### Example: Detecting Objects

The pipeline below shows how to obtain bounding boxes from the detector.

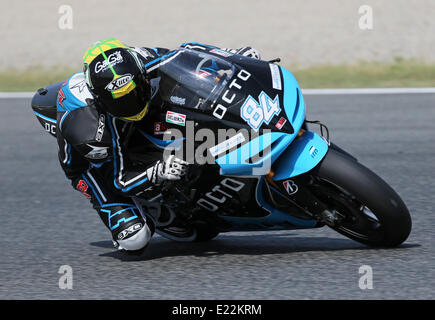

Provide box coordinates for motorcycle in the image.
[31,48,411,247]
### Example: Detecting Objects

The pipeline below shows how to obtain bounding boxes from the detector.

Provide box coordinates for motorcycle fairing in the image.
[154,50,329,179]
[272,130,329,180]
[217,176,318,231]
[214,66,315,176]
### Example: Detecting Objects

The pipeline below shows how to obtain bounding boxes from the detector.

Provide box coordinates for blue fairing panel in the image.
[215,66,307,176]
[216,132,293,176]
[272,130,329,181]
[219,177,318,230]
[280,67,305,131]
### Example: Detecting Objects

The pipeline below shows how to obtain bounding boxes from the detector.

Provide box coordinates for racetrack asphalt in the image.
[0,93,434,299]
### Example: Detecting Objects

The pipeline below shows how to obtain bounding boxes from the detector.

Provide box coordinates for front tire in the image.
[309,148,412,247]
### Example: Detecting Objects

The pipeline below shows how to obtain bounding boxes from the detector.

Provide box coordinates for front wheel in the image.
[308,148,412,247]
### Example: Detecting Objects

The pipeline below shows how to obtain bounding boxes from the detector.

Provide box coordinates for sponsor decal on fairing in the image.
[208,132,246,157]
[166,111,186,126]
[269,63,282,90]
[210,48,233,57]
[212,69,251,120]
[170,96,186,105]
[240,91,281,131]
[275,117,287,130]
[283,179,298,195]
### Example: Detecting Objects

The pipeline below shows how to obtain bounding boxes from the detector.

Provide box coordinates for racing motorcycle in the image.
[31,48,411,247]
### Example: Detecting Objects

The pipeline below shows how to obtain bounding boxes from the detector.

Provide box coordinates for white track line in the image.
[0,92,34,98]
[1,88,435,99]
[302,88,435,95]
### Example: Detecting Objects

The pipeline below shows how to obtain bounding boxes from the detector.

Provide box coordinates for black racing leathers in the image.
[56,46,170,248]
[56,42,260,248]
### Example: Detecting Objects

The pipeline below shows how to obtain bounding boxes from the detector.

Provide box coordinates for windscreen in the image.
[158,49,236,111]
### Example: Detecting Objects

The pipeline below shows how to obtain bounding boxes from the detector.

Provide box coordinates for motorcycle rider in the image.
[56,38,261,253]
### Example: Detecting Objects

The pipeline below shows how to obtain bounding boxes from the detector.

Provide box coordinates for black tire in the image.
[309,148,412,247]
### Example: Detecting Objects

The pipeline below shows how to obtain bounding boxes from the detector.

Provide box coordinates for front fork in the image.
[265,121,343,226]
[265,172,331,224]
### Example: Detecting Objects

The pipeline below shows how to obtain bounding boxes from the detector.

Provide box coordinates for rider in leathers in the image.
[56,38,261,253]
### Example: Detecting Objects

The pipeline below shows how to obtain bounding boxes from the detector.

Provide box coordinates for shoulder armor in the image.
[57,72,94,112]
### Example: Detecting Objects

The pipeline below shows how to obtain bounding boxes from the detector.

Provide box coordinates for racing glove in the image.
[236,47,261,59]
[221,46,262,60]
[146,155,189,185]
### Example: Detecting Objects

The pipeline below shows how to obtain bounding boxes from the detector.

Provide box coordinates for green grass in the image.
[0,66,79,92]
[1,60,435,91]
[292,59,435,88]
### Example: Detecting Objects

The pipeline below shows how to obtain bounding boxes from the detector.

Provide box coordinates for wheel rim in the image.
[310,178,386,243]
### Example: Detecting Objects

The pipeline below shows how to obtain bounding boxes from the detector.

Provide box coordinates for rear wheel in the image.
[308,149,412,247]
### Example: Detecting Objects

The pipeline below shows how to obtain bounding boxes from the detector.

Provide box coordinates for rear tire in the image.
[309,149,412,247]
